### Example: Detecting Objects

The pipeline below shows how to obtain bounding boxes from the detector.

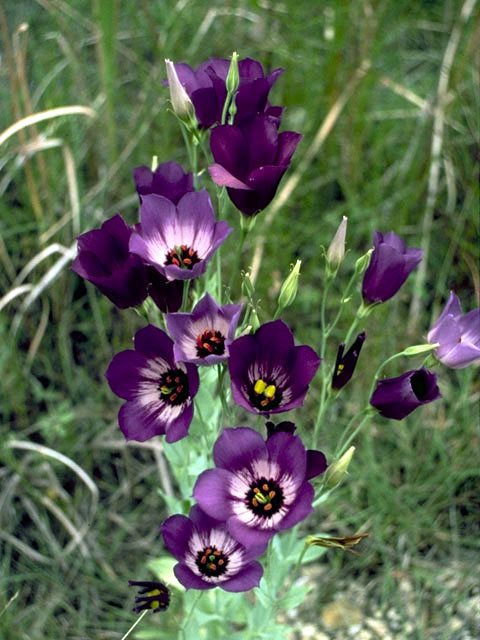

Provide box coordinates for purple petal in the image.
[428,315,461,351]
[242,115,278,170]
[118,400,166,441]
[161,514,195,561]
[306,450,328,480]
[174,564,214,590]
[220,561,263,592]
[213,427,268,471]
[210,125,248,179]
[105,350,149,400]
[165,403,194,443]
[188,504,224,532]
[277,481,314,530]
[134,325,174,361]
[193,468,234,520]
[276,131,302,165]
[266,432,306,486]
[208,164,251,190]
[191,88,220,129]
[226,516,275,547]
[458,309,480,346]
[437,342,480,369]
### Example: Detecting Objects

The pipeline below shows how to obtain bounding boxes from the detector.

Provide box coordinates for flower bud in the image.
[226,51,240,95]
[277,260,301,310]
[326,216,347,270]
[324,446,355,489]
[354,248,373,275]
[165,59,195,122]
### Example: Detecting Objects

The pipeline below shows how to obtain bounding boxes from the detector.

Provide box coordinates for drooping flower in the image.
[370,367,441,420]
[209,114,302,216]
[362,231,423,304]
[166,293,242,366]
[129,190,232,281]
[427,291,480,369]
[161,505,264,592]
[228,320,320,414]
[128,580,170,613]
[193,427,327,547]
[331,331,366,390]
[133,161,194,204]
[167,57,284,129]
[105,325,199,442]
[71,214,148,309]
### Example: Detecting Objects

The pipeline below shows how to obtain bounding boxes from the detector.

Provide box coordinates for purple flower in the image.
[228,320,320,415]
[427,292,480,369]
[209,114,302,216]
[370,367,441,420]
[128,580,170,613]
[193,427,327,547]
[362,231,424,304]
[161,505,264,592]
[170,57,284,129]
[129,190,232,281]
[332,332,366,390]
[105,325,199,443]
[132,161,194,204]
[147,268,183,313]
[166,293,242,366]
[71,214,148,309]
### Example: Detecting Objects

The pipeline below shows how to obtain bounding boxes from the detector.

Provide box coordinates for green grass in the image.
[1,0,479,638]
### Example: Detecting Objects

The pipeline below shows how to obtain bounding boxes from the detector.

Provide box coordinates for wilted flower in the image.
[71,215,148,309]
[161,505,264,592]
[129,190,232,281]
[228,320,320,414]
[128,580,170,613]
[427,291,480,369]
[165,59,195,122]
[332,332,366,390]
[193,427,327,546]
[105,325,199,442]
[209,114,302,216]
[133,161,194,204]
[166,57,284,129]
[166,293,242,366]
[362,231,423,304]
[370,367,441,420]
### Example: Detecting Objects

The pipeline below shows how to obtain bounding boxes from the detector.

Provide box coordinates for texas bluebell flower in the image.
[228,320,320,414]
[265,421,327,479]
[161,505,264,592]
[105,325,199,442]
[168,57,284,129]
[133,161,194,204]
[209,114,302,216]
[166,293,242,366]
[427,291,480,369]
[370,367,441,420]
[332,331,366,390]
[128,580,170,613]
[71,214,148,309]
[129,190,232,281]
[193,427,327,547]
[362,231,423,304]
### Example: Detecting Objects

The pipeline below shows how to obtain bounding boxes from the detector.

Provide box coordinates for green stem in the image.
[335,408,373,458]
[325,268,358,339]
[121,610,148,640]
[181,280,191,312]
[228,226,248,296]
[289,542,308,586]
[181,591,204,639]
[312,276,333,446]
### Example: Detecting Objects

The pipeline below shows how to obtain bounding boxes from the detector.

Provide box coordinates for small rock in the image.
[321,598,363,630]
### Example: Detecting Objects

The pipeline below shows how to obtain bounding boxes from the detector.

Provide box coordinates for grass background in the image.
[0,0,479,638]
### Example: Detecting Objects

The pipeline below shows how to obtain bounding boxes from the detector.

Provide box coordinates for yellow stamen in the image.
[150,600,160,609]
[147,589,161,596]
[264,385,276,399]
[254,379,267,394]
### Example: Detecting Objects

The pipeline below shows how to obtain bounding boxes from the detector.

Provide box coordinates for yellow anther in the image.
[254,379,267,394]
[264,385,276,399]
[150,600,160,609]
[147,589,161,596]
[337,364,345,371]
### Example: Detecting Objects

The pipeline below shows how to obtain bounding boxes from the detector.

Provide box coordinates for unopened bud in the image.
[355,248,373,275]
[241,271,255,300]
[226,52,240,95]
[250,307,260,332]
[165,59,195,122]
[327,216,347,270]
[278,260,301,310]
[324,446,355,489]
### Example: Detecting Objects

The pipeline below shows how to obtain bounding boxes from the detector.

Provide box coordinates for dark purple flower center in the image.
[159,368,189,405]
[196,329,226,357]
[410,370,429,400]
[165,245,200,269]
[196,545,229,577]
[245,477,284,518]
[249,378,282,410]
